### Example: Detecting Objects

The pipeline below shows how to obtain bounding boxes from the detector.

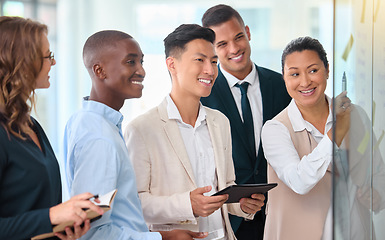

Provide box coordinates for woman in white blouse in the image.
[261,36,351,240]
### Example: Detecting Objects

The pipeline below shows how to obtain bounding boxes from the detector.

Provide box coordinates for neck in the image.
[169,91,200,127]
[89,88,123,111]
[296,96,329,134]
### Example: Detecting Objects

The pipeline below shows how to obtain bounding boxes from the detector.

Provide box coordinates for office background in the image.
[1,0,384,239]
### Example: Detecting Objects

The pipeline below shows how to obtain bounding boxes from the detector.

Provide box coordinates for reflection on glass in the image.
[334,0,385,239]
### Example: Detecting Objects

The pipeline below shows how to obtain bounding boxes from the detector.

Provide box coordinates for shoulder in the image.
[256,65,283,80]
[204,106,229,125]
[127,106,160,130]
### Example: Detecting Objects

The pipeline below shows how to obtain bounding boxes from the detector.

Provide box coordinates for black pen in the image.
[89,194,99,201]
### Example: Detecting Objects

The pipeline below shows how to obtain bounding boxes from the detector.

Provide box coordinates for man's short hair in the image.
[202,4,245,28]
[163,24,215,58]
[83,30,133,69]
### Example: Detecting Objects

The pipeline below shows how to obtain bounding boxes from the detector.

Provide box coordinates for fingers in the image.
[240,194,265,214]
[70,192,95,201]
[188,231,208,239]
[190,186,228,217]
[54,220,91,240]
[192,186,212,195]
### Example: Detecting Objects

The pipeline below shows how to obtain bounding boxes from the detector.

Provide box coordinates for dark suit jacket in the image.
[201,64,291,232]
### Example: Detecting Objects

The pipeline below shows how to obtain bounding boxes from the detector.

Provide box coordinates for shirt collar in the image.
[220,63,257,87]
[82,96,123,130]
[288,95,333,133]
[166,95,207,127]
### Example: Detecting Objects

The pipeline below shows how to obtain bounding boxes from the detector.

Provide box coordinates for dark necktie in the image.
[235,82,256,154]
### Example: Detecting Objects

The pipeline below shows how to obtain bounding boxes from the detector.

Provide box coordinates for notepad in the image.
[32,189,117,240]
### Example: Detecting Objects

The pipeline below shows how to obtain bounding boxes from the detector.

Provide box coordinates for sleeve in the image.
[69,139,161,240]
[0,208,54,240]
[124,123,196,225]
[0,131,55,240]
[261,120,333,195]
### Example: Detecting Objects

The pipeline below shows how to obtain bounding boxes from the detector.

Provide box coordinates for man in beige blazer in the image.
[124,24,265,240]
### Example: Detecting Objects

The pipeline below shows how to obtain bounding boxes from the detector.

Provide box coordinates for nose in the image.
[52,58,56,66]
[204,61,215,76]
[136,64,146,78]
[228,41,240,55]
[299,73,312,87]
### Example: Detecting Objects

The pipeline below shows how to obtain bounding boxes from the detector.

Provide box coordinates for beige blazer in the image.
[124,98,252,239]
[264,108,331,240]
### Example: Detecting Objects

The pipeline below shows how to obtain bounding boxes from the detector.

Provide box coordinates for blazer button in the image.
[255,170,259,175]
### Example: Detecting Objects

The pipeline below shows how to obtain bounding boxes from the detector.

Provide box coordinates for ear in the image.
[245,25,251,41]
[93,64,106,79]
[166,56,176,73]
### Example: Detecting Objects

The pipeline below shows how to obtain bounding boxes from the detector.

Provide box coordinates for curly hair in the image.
[0,16,48,139]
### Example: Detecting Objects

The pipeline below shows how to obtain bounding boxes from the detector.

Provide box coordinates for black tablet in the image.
[212,183,278,203]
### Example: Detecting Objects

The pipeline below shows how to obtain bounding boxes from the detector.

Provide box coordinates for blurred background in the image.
[1,0,384,239]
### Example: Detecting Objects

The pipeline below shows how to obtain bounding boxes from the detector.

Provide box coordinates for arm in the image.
[68,139,160,240]
[261,120,333,194]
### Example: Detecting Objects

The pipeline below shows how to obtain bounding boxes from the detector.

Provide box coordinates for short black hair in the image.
[202,4,244,28]
[163,24,215,58]
[83,30,133,69]
[281,36,329,73]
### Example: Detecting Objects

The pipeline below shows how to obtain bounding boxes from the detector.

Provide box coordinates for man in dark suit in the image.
[201,4,291,240]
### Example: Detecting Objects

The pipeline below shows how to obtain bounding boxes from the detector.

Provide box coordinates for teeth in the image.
[132,81,143,85]
[231,54,242,60]
[301,89,314,93]
[199,79,211,84]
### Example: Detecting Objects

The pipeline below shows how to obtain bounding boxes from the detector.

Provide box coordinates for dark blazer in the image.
[201,64,291,232]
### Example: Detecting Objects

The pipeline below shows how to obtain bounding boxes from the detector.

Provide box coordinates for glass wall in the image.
[333,0,385,239]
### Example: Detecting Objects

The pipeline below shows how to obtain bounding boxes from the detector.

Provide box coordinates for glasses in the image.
[43,51,55,64]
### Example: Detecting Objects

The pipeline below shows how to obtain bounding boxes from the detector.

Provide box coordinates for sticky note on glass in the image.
[361,0,366,23]
[357,130,370,154]
[342,34,354,61]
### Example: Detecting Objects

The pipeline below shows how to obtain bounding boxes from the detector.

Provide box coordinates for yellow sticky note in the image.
[374,130,384,150]
[342,34,354,61]
[357,130,370,154]
[361,0,367,23]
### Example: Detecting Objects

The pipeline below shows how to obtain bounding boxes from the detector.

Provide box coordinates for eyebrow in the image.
[126,53,144,58]
[195,53,218,59]
[287,63,319,70]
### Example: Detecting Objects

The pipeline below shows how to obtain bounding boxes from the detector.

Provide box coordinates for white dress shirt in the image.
[221,64,263,155]
[261,97,334,240]
[166,95,226,240]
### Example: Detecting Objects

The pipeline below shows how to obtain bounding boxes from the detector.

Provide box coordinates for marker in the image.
[342,71,347,92]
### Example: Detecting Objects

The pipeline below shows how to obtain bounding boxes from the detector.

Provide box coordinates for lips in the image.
[299,88,316,94]
[229,53,244,62]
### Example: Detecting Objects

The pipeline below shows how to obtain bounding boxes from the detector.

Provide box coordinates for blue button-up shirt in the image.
[64,98,161,240]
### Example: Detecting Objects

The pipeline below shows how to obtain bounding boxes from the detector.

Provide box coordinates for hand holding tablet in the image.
[212,183,277,203]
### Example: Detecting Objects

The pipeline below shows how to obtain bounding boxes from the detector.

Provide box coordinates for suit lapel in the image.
[206,111,225,186]
[258,65,273,123]
[158,98,196,186]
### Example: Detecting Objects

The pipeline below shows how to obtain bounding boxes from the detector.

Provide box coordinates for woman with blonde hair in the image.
[0,16,103,240]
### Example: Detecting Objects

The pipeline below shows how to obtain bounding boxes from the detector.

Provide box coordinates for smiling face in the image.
[168,38,218,100]
[99,38,145,102]
[35,33,56,89]
[283,50,329,109]
[209,17,252,80]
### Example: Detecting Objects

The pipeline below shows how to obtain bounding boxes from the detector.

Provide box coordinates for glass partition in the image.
[333,0,385,239]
